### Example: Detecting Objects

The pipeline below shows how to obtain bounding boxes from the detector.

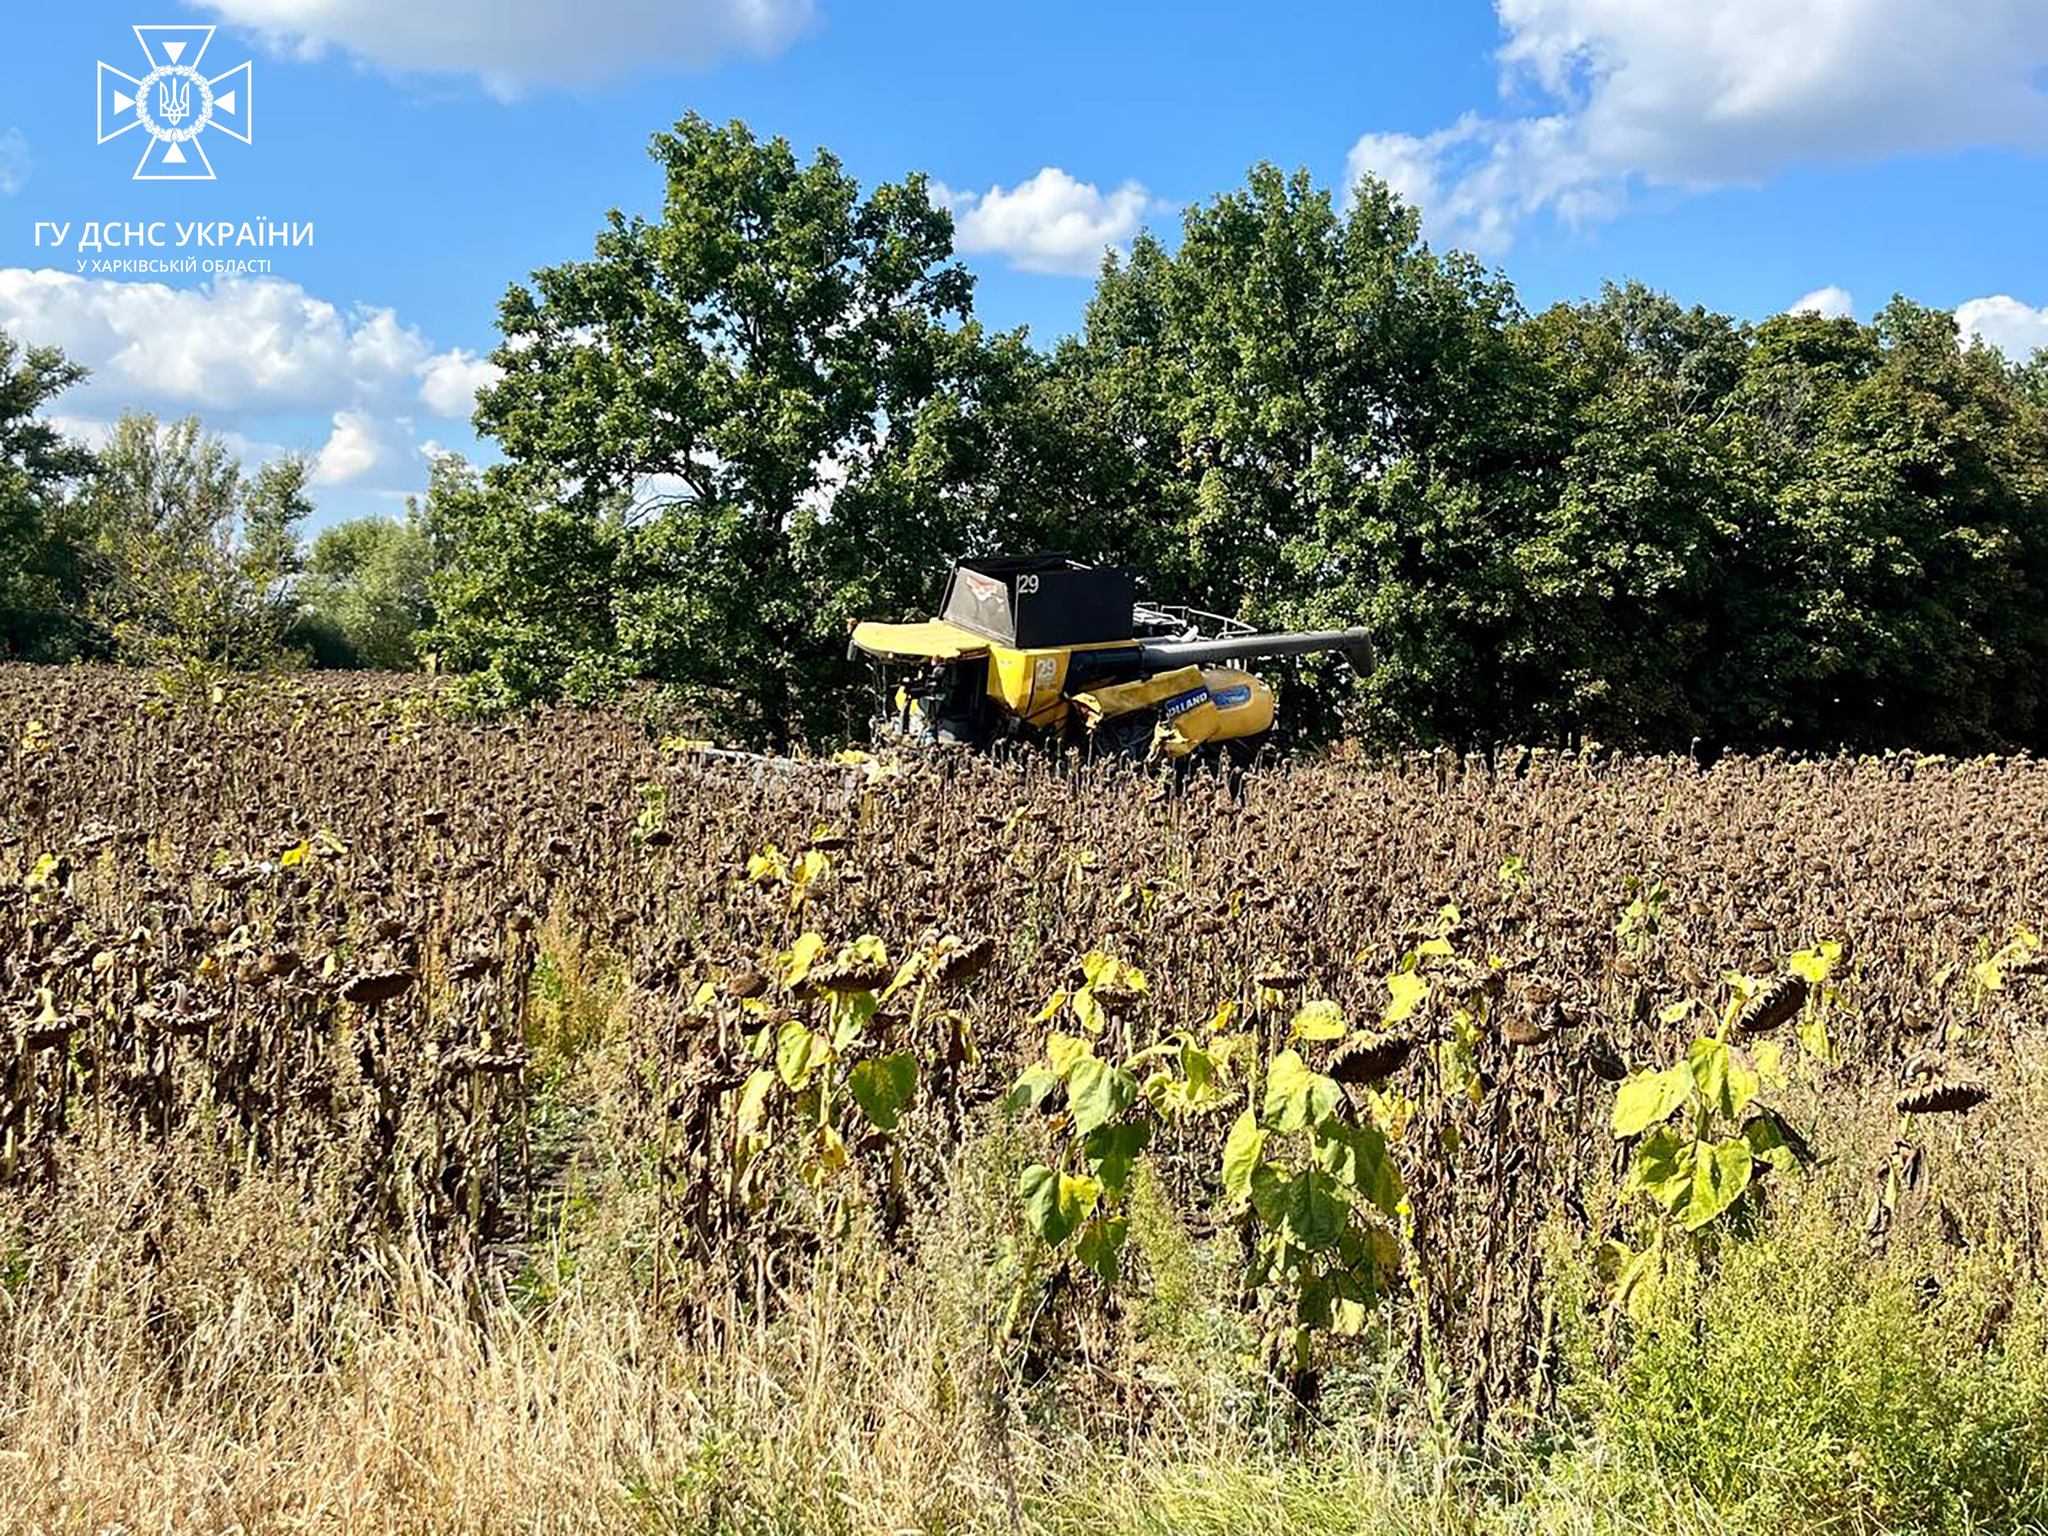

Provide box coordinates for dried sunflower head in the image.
[1502,1006,1556,1048]
[809,958,893,996]
[1735,973,1807,1036]
[723,971,769,1001]
[1583,1038,1629,1082]
[338,969,416,1007]
[448,952,498,983]
[934,935,996,985]
[1328,1030,1415,1085]
[1897,1080,1991,1116]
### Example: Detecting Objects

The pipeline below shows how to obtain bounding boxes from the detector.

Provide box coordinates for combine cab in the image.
[849,553,1371,763]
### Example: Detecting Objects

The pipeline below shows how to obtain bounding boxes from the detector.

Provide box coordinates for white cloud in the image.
[1348,0,2048,252]
[42,415,116,451]
[1348,113,1617,254]
[312,410,390,485]
[0,270,431,411]
[937,168,1154,277]
[1787,285,1855,320]
[193,0,814,94]
[0,268,489,498]
[1346,129,1451,226]
[0,130,28,195]
[417,348,503,418]
[1956,295,2048,360]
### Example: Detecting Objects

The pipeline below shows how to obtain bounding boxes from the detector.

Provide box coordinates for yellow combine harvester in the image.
[849,553,1372,764]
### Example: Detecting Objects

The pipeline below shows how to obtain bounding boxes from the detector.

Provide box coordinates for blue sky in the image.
[4,0,2048,528]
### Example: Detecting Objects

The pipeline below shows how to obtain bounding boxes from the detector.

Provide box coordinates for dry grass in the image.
[0,1123,1499,1536]
[6,1121,2044,1536]
[0,1109,1049,1536]
[0,1237,1437,1536]
[1,1161,987,1534]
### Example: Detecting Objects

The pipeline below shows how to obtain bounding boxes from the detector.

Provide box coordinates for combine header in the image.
[849,553,1371,764]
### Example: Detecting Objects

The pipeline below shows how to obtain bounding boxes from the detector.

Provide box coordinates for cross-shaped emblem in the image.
[97,25,253,181]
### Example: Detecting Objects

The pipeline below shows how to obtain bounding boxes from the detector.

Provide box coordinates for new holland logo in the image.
[97,25,253,181]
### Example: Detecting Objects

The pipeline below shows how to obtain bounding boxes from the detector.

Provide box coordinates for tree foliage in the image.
[424,456,631,707]
[75,413,311,675]
[1041,180,2048,753]
[293,508,436,670]
[456,113,1006,743]
[1052,170,1546,741]
[0,335,95,661]
[10,123,2048,755]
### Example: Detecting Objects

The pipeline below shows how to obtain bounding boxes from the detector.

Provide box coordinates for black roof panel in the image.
[939,554,1135,648]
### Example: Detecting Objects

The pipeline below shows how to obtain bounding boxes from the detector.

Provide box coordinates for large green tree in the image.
[77,413,312,673]
[1045,170,2048,753]
[453,114,1015,744]
[292,508,436,670]
[0,333,95,660]
[425,455,632,704]
[1054,168,1548,742]
[1507,284,1766,746]
[1733,300,2048,750]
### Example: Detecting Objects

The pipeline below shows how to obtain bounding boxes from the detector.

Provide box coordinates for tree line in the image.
[0,366,433,680]
[6,114,2048,753]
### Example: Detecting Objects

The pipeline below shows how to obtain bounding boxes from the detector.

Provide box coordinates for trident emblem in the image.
[157,77,191,127]
[96,25,254,181]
